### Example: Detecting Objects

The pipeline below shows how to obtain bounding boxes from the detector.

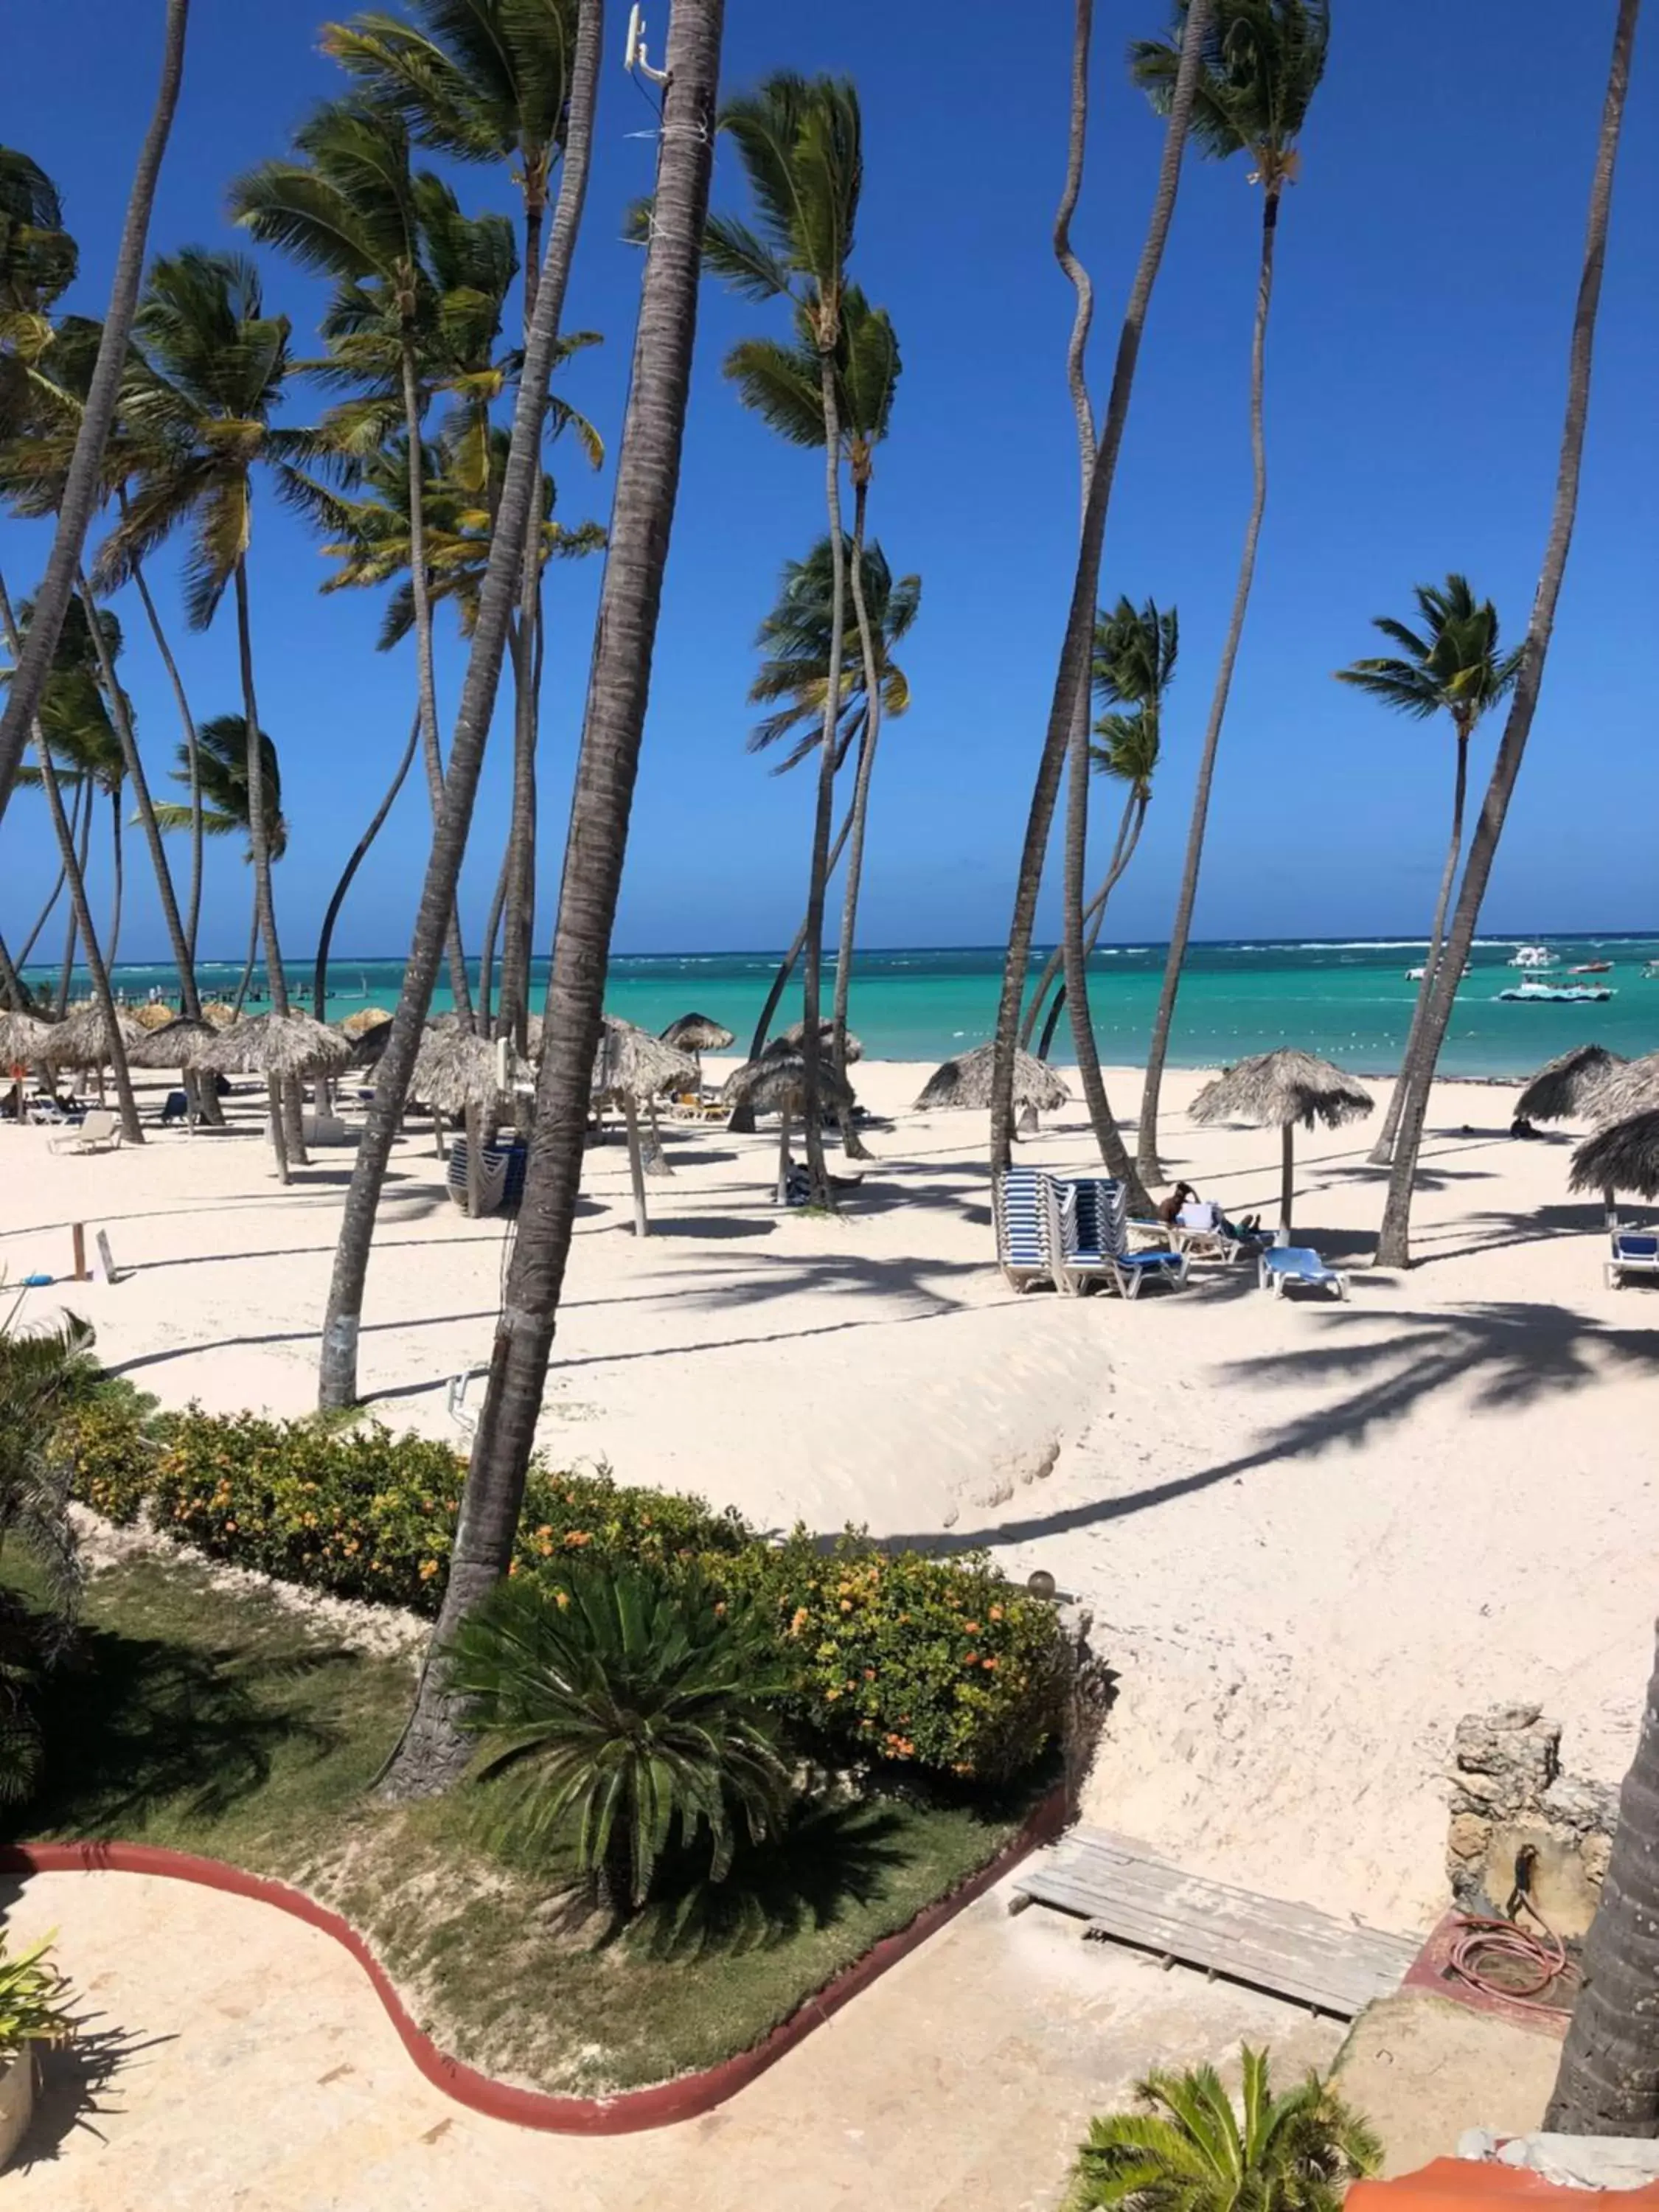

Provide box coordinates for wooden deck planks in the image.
[1013,1826,1423,2017]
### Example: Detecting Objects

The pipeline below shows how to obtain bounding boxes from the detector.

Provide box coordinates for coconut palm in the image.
[153,714,286,1012]
[372,0,720,1792]
[1337,576,1519,1166]
[324,0,582,1050]
[319,0,604,1418]
[1026,596,1176,1060]
[704,70,864,1204]
[1133,0,1329,1187]
[1072,2048,1381,2212]
[232,97,484,1023]
[0,0,189,826]
[96,248,302,1056]
[735,536,918,1090]
[0,149,77,439]
[1378,0,1641,1270]
[987,1,1213,1178]
[13,595,130,967]
[724,285,900,1089]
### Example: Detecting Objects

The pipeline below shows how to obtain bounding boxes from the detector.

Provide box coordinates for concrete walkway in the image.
[2,1867,1342,2211]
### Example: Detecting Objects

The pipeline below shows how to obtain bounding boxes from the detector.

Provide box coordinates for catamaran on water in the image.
[1508,945,1559,969]
[1497,980,1615,1004]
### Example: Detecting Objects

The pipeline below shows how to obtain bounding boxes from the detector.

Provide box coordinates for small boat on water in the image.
[1508,945,1559,969]
[1570,961,1613,974]
[1643,961,1659,980]
[1405,962,1471,981]
[1497,981,1615,1004]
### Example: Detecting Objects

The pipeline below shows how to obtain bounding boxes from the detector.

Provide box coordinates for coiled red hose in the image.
[1447,1911,1576,2013]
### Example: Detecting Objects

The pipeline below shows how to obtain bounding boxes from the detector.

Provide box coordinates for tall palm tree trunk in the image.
[377,0,719,1795]
[1370,728,1469,1166]
[232,557,305,1175]
[0,0,189,823]
[0,572,142,1137]
[1137,183,1280,1186]
[796,350,850,1208]
[830,479,879,1155]
[232,903,259,1015]
[315,704,420,1018]
[1547,1618,1659,2133]
[319,0,603,1413]
[497,516,544,1051]
[1038,790,1147,1059]
[1377,0,1638,1270]
[988,0,1211,1175]
[54,782,88,1015]
[124,521,204,964]
[106,790,125,968]
[0,931,29,1012]
[15,861,68,971]
[744,779,858,1062]
[76,570,211,1051]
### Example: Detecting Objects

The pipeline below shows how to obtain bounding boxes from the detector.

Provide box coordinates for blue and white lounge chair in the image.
[1607,1231,1659,1290]
[1051,1178,1186,1298]
[995,1164,1057,1291]
[1259,1245,1349,1301]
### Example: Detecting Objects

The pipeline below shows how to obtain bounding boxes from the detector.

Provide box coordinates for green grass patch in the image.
[2,1553,1043,2094]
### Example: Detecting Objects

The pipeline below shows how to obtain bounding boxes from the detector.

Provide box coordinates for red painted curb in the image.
[0,1787,1065,2136]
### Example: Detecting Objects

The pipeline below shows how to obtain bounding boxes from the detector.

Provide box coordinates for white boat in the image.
[1497,981,1614,1004]
[1508,945,1559,969]
[1643,960,1659,980]
[1405,963,1471,981]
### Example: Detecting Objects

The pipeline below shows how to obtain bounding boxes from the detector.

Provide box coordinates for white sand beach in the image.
[3,1060,1653,1932]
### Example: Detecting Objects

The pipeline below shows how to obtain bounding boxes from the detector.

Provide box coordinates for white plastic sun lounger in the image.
[1259,1246,1348,1301]
[1607,1231,1659,1290]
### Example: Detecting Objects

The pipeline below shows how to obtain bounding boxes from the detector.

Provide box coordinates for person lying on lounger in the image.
[1158,1183,1262,1242]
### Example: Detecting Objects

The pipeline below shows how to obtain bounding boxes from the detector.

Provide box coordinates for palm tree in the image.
[1548,1621,1659,2132]
[0,0,189,826]
[987,0,1214,1178]
[1028,597,1175,1059]
[15,596,130,967]
[734,536,918,1096]
[1336,577,1518,1166]
[723,286,901,1094]
[324,0,582,1049]
[153,714,286,1011]
[1072,2048,1381,2212]
[97,250,300,1051]
[318,0,604,1416]
[1133,0,1329,1187]
[375,0,723,1794]
[704,71,863,1205]
[1377,0,1641,1270]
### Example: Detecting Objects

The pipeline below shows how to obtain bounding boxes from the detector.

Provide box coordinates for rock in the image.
[1448,1814,1490,1862]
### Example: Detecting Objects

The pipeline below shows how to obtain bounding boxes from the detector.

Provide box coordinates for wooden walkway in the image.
[1012,1827,1423,2019]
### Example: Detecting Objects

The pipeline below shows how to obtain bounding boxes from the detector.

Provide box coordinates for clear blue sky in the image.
[3,0,1655,966]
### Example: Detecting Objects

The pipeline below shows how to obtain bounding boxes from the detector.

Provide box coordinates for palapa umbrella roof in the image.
[1588,1051,1659,1128]
[914,1042,1070,1114]
[199,1001,239,1029]
[721,1037,855,1119]
[1190,1048,1374,1132]
[35,1001,145,1066]
[660,1012,734,1054]
[1515,1043,1624,1124]
[404,1023,529,1114]
[1571,1110,1659,1202]
[781,1016,864,1064]
[338,1005,392,1039]
[198,1011,351,1077]
[132,1001,181,1032]
[125,1017,222,1071]
[0,1009,55,1063]
[593,1017,698,1103]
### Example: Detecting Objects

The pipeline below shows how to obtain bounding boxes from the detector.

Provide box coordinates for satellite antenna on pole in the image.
[624,4,668,83]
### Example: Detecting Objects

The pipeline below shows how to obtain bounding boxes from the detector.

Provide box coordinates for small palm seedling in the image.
[0,1931,76,2060]
[1071,2046,1382,2212]
[445,1565,793,1907]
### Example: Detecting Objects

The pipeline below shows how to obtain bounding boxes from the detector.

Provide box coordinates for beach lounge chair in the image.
[1607,1231,1659,1290]
[159,1089,189,1126]
[1050,1178,1186,1298]
[1259,1246,1349,1301]
[49,1108,120,1156]
[446,1136,529,1217]
[994,1165,1057,1291]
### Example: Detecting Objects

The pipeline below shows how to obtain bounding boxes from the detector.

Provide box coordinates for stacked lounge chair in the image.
[1607,1228,1659,1290]
[994,1164,1057,1291]
[1048,1175,1189,1299]
[447,1135,529,1217]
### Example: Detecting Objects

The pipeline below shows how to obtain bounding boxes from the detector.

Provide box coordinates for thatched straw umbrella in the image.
[0,1009,54,1120]
[199,1000,239,1029]
[1588,1051,1659,1129]
[199,1013,351,1183]
[782,1016,864,1064]
[132,1001,180,1032]
[1515,1044,1625,1127]
[659,1012,734,1088]
[1190,1049,1374,1237]
[592,1018,698,1234]
[1571,1112,1659,1233]
[125,1017,223,1125]
[37,1001,145,1070]
[339,1005,392,1039]
[722,1040,856,1206]
[915,1043,1070,1130]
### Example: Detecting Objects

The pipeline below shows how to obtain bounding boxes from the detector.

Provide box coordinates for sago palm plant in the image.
[445,1565,793,1907]
[1071,2048,1382,2212]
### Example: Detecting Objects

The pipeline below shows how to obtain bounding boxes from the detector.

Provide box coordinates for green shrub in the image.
[49,1394,159,1523]
[0,1931,76,2057]
[447,1564,792,1905]
[713,1530,1068,1784]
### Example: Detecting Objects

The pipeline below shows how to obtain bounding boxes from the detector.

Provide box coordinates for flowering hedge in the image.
[55,1405,1068,1783]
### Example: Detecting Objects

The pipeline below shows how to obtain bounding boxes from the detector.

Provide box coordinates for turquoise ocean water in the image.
[28,935,1659,1081]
